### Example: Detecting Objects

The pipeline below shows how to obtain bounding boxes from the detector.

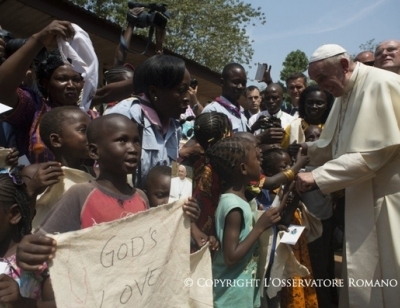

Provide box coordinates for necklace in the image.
[178,178,187,199]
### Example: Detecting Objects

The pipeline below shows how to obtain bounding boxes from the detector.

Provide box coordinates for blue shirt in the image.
[202,96,250,133]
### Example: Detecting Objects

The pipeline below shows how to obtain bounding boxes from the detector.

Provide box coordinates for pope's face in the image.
[178,165,187,179]
[308,60,348,98]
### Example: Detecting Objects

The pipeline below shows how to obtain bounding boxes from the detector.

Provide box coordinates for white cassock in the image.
[169,177,192,203]
[307,63,400,308]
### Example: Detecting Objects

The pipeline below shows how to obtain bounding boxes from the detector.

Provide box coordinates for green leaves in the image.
[280,49,309,83]
[359,39,377,52]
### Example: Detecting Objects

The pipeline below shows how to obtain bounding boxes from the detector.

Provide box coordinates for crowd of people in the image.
[0,10,399,308]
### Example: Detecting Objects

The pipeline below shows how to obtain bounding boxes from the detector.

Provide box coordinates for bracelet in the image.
[282,169,295,182]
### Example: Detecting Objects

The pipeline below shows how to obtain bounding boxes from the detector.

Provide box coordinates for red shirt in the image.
[39,181,148,234]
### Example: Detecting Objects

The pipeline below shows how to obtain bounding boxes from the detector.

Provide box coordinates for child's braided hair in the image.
[261,148,287,175]
[0,167,33,237]
[193,112,232,150]
[206,136,252,184]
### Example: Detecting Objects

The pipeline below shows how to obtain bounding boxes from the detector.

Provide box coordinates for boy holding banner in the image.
[15,114,200,270]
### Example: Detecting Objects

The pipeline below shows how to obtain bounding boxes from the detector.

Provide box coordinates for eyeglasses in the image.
[375,46,399,58]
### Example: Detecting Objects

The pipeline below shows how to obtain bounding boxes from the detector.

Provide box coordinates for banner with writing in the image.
[48,200,192,308]
[189,243,213,307]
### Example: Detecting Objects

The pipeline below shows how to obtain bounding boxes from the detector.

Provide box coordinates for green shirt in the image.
[212,193,260,308]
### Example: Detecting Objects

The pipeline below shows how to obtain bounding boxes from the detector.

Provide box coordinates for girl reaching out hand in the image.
[207,137,281,308]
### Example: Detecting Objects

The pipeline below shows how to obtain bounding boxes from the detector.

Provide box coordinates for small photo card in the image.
[169,161,193,203]
[280,224,305,245]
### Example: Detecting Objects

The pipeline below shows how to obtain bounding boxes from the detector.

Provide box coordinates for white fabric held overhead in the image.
[57,23,98,111]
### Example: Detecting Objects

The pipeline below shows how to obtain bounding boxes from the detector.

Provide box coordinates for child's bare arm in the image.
[263,147,309,189]
[183,197,200,222]
[191,223,208,248]
[223,208,280,267]
[190,223,219,251]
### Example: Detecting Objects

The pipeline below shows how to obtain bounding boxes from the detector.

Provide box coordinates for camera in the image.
[0,29,14,42]
[259,115,281,129]
[0,29,46,65]
[127,2,170,29]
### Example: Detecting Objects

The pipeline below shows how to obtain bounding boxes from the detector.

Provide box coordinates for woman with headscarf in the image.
[0,21,86,163]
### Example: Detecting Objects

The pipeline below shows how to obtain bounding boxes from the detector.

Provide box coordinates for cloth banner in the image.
[48,200,194,308]
[33,167,94,229]
[189,243,213,307]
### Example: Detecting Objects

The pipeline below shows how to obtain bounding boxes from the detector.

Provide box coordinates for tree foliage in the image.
[71,0,266,72]
[358,39,378,52]
[279,49,308,83]
[351,39,378,59]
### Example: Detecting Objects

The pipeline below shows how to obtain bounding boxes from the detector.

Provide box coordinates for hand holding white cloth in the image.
[57,23,98,111]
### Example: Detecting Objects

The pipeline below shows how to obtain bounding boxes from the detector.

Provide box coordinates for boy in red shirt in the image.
[16,114,199,270]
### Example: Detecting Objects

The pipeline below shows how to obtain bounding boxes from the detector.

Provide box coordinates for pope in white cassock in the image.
[296,44,400,308]
[169,164,192,202]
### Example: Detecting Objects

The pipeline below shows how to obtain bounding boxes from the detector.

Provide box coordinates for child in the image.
[144,165,212,251]
[235,132,309,199]
[261,148,319,308]
[304,125,322,142]
[39,106,94,173]
[144,165,172,208]
[27,106,95,228]
[34,113,148,234]
[191,112,232,249]
[0,172,55,307]
[207,137,281,308]
[16,114,198,270]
